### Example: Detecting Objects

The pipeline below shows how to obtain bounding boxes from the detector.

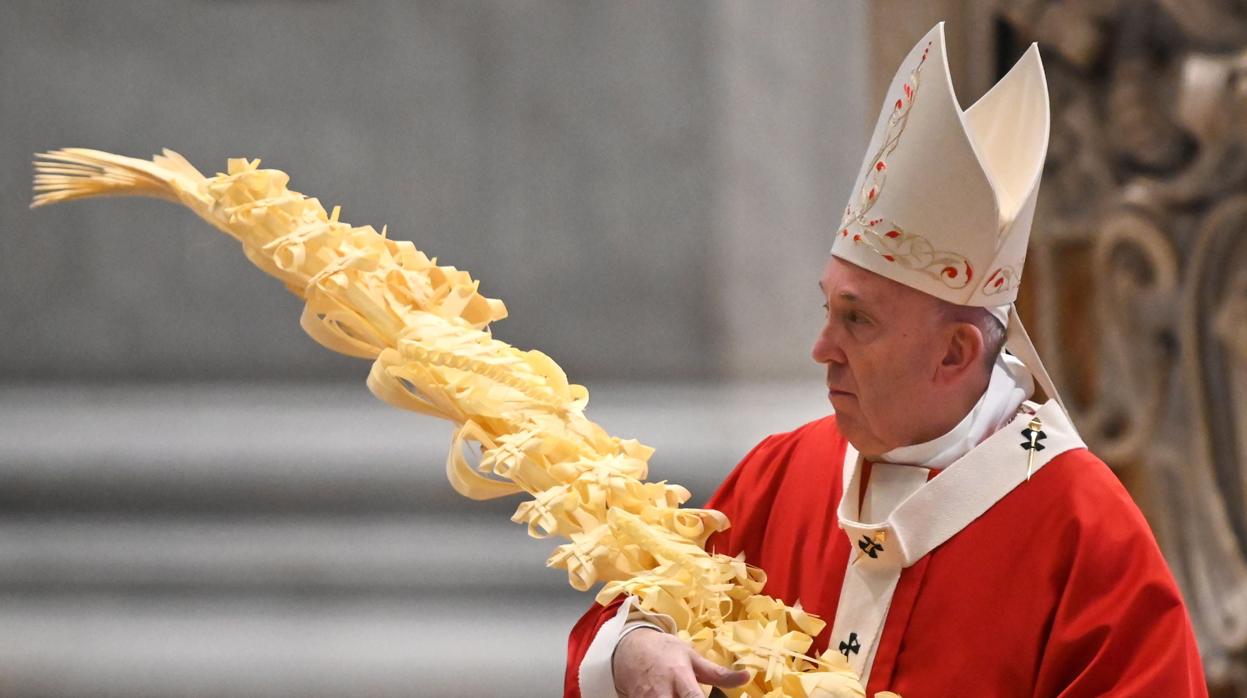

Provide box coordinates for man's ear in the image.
[937,322,986,382]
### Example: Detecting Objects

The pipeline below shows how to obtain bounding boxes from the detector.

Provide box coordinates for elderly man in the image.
[565,23,1206,698]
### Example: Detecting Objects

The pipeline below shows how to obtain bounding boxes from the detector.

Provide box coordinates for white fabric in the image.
[881,398,1083,565]
[830,460,928,682]
[831,397,1085,682]
[577,595,677,698]
[618,621,666,642]
[829,554,904,682]
[880,351,1032,469]
[860,464,932,524]
[830,22,1050,309]
[988,302,1010,327]
[1004,305,1068,415]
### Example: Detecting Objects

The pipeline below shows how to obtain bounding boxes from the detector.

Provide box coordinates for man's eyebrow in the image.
[818,282,863,303]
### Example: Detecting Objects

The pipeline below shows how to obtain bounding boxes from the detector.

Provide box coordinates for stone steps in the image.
[0,381,827,696]
[0,514,575,596]
[0,382,823,514]
[0,595,583,698]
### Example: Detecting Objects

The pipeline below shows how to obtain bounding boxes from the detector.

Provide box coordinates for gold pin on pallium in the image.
[855,530,887,564]
[1025,416,1044,481]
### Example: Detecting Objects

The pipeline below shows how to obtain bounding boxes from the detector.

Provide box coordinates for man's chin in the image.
[831,410,886,457]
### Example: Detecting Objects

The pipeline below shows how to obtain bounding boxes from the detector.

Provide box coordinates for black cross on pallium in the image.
[858,534,884,559]
[839,632,861,658]
[1020,426,1047,452]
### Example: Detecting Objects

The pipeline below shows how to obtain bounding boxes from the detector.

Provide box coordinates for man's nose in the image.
[811,320,847,365]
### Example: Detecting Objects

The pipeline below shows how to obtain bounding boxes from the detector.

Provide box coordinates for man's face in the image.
[812,256,949,456]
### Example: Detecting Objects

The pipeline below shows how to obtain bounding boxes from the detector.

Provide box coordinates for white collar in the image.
[879,353,1034,470]
[839,397,1084,569]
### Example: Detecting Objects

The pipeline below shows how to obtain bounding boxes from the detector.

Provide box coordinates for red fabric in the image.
[564,595,627,697]
[565,415,1207,697]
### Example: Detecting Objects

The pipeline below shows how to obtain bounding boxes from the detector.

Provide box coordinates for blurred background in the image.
[2,0,1246,696]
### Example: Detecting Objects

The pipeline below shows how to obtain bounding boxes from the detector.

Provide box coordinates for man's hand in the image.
[612,628,750,698]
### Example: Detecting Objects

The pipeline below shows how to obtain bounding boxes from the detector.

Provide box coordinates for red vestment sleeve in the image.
[702,433,785,560]
[1031,470,1208,698]
[562,434,786,698]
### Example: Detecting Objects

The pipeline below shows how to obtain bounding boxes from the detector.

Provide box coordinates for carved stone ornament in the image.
[995,0,1247,692]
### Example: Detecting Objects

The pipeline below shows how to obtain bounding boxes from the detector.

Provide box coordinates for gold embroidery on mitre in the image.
[837,41,974,291]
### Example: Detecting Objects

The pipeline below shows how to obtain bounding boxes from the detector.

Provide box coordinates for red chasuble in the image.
[564,415,1207,697]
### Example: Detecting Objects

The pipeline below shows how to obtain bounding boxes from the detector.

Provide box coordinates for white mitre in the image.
[831,21,1066,412]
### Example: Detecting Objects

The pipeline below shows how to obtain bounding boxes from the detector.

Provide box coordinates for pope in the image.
[565,23,1208,698]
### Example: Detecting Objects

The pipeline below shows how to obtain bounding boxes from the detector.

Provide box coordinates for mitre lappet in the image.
[831,21,1063,412]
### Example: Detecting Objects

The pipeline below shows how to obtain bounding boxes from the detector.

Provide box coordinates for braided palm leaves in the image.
[32,148,898,698]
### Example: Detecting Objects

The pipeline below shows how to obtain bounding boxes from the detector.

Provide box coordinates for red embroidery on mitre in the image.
[983,266,1021,296]
[843,223,972,290]
[835,40,971,292]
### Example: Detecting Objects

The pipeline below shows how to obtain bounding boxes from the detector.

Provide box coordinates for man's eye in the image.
[822,302,830,316]
[845,310,868,325]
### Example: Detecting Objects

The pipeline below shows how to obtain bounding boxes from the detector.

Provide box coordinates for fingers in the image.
[613,628,751,698]
[672,670,708,698]
[688,650,750,688]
